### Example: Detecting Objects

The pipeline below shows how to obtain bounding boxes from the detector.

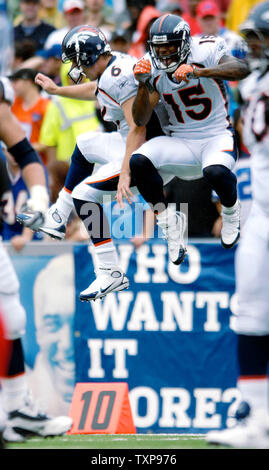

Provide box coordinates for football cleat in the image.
[157,206,187,265]
[39,205,66,240]
[2,393,72,442]
[79,266,129,302]
[16,209,44,232]
[221,199,241,249]
[206,403,269,449]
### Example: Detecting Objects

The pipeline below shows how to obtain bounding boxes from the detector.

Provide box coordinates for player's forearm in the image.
[53,82,96,100]
[22,162,47,188]
[121,125,146,173]
[196,59,250,81]
[132,83,153,126]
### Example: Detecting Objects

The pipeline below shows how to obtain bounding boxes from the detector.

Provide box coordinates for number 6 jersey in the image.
[95,51,138,140]
[147,35,232,139]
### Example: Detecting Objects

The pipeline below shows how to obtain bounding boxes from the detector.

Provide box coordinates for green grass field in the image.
[4,433,228,450]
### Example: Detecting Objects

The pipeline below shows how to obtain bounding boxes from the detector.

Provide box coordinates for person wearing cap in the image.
[43,0,86,51]
[196,0,247,58]
[38,44,63,85]
[196,0,247,118]
[13,0,56,53]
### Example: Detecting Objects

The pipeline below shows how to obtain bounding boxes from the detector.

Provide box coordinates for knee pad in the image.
[203,164,234,183]
[203,164,237,207]
[0,293,26,340]
[130,153,153,177]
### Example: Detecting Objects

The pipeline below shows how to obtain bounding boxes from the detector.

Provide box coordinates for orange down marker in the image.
[67,382,136,434]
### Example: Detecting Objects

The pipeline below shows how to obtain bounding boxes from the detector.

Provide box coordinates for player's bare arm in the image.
[35,73,97,100]
[175,55,250,83]
[132,58,160,126]
[116,96,146,206]
[0,80,48,230]
[0,100,46,190]
[198,55,250,80]
[132,83,160,126]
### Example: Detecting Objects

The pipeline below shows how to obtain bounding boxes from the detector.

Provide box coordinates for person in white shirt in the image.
[206,1,269,449]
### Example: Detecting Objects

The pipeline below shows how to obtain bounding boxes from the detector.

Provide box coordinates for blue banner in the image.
[73,241,241,433]
[10,241,241,432]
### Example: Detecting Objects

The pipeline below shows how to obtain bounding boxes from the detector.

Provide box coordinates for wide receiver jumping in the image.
[129,14,249,250]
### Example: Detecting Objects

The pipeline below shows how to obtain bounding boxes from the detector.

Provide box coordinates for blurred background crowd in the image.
[0,0,260,249]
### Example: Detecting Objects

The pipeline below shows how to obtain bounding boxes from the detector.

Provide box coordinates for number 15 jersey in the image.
[147,35,232,139]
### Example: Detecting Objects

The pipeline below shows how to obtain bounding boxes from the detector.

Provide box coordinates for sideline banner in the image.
[9,241,240,432]
[73,241,240,434]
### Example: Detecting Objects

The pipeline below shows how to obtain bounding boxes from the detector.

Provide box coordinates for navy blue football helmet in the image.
[148,14,191,73]
[240,1,269,71]
[62,25,111,83]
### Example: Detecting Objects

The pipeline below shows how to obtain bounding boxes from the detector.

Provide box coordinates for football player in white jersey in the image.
[24,25,174,302]
[129,13,249,253]
[0,77,72,443]
[206,1,269,448]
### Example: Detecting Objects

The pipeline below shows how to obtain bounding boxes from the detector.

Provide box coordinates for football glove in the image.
[133,58,152,85]
[173,64,197,82]
[16,185,49,231]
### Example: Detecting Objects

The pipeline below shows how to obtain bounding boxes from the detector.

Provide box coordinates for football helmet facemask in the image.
[148,14,191,73]
[62,25,111,83]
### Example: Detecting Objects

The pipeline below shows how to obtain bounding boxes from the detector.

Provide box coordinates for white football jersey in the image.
[243,71,269,216]
[95,52,138,139]
[238,68,261,105]
[147,35,232,139]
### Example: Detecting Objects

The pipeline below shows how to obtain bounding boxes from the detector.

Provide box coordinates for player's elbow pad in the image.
[8,137,42,170]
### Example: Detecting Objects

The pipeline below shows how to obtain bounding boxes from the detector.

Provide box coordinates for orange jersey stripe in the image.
[86,173,120,185]
[94,238,112,247]
[64,186,72,194]
[238,375,268,381]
